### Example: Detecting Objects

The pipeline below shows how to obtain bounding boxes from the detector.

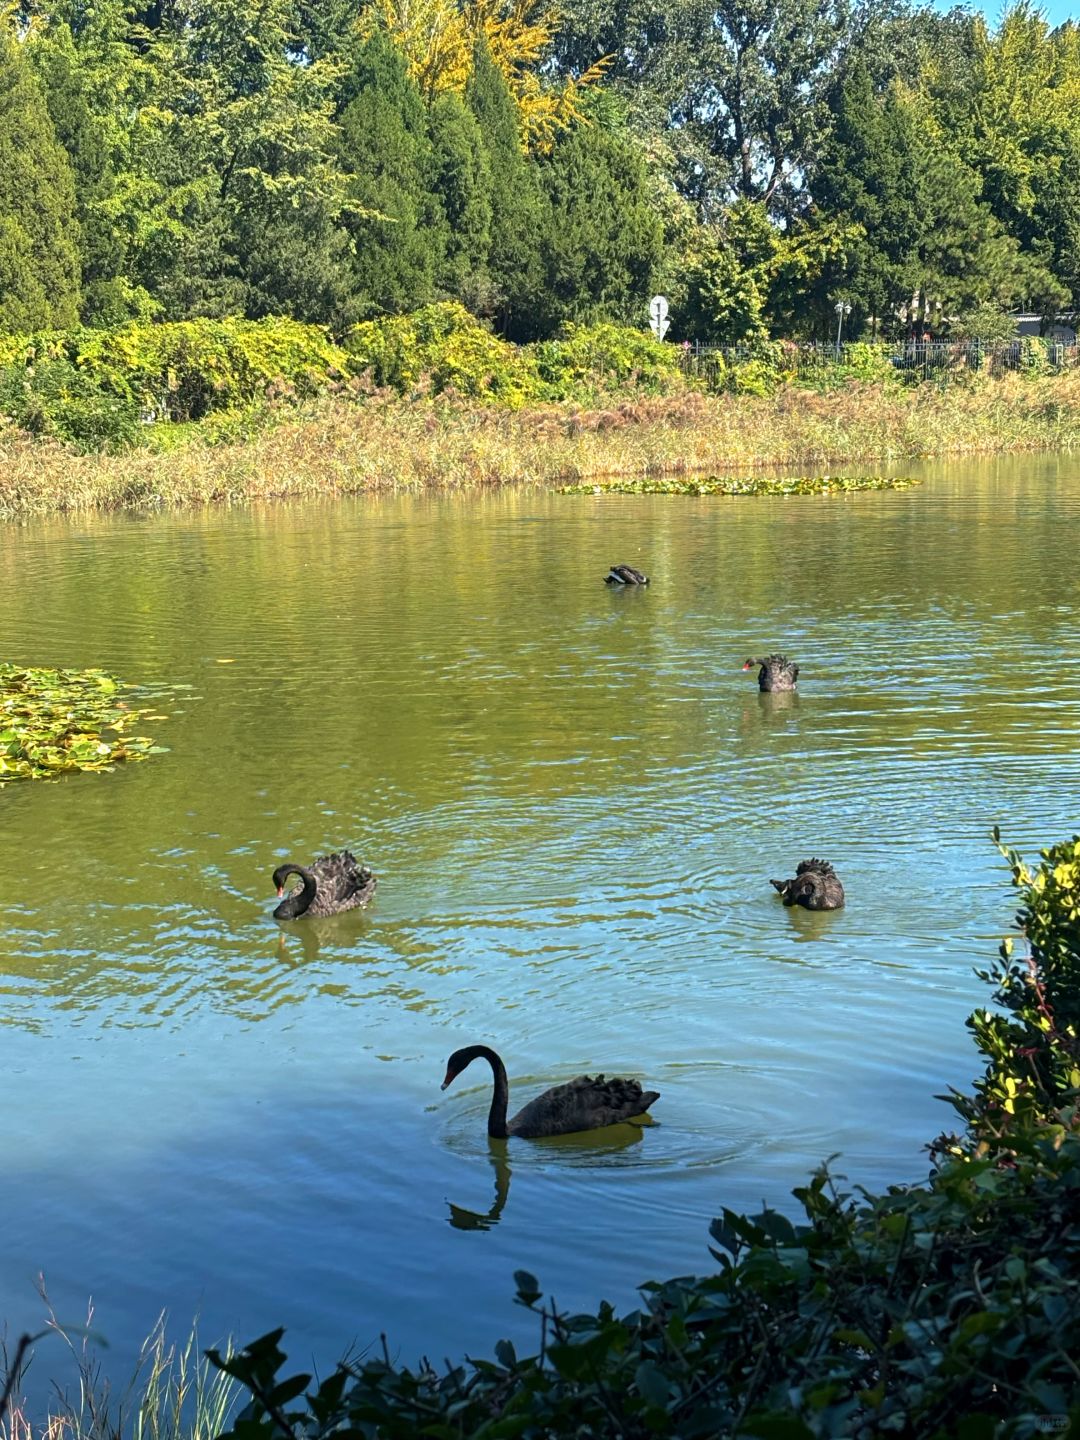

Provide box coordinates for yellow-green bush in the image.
[0,317,349,436]
[531,322,683,397]
[345,302,546,405]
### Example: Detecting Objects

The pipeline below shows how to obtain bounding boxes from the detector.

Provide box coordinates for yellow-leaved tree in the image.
[364,0,608,149]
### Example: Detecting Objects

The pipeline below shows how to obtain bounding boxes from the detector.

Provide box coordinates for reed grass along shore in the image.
[3,371,1080,522]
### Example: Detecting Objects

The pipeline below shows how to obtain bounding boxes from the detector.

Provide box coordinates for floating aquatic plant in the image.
[556,473,922,496]
[0,663,168,782]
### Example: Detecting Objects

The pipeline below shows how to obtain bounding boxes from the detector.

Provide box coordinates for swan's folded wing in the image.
[510,1075,659,1137]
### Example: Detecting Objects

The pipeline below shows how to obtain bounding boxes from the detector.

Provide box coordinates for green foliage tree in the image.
[531,119,663,337]
[809,58,1061,336]
[337,28,446,319]
[0,20,82,330]
[426,90,493,307]
[131,0,354,321]
[673,199,852,342]
[810,61,924,331]
[28,21,129,324]
[466,36,544,337]
[947,4,1080,310]
[554,0,857,216]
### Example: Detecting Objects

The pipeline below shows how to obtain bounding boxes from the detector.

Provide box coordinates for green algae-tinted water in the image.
[2,453,1080,1396]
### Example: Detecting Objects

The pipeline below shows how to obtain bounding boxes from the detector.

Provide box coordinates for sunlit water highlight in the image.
[2,452,1080,1398]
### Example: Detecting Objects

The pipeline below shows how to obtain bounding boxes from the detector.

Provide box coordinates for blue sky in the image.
[967,0,1076,26]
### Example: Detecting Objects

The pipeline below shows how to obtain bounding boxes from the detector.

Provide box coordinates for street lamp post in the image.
[834,300,852,355]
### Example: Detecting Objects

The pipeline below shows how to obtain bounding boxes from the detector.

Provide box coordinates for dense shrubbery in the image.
[345,303,544,404]
[0,315,363,452]
[0,310,694,445]
[939,830,1080,1153]
[532,323,682,398]
[207,836,1080,1439]
[345,305,687,405]
[0,318,349,450]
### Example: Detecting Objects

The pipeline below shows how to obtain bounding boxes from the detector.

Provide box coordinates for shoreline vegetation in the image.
[1,310,1080,522]
[3,375,1078,523]
[4,834,1079,1438]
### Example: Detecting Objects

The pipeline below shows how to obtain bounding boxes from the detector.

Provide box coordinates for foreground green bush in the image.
[941,830,1080,1151]
[212,1127,1080,1439]
[208,835,1080,1440]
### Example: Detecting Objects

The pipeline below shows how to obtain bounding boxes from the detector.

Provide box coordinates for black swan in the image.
[770,858,844,910]
[743,654,799,692]
[605,564,649,586]
[272,851,377,919]
[441,1045,660,1139]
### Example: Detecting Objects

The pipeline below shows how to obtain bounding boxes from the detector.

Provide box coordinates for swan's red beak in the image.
[441,1067,456,1091]
[742,661,752,670]
[276,886,283,897]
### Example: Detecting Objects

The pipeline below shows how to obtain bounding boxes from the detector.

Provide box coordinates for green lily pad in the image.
[0,663,170,783]
[556,474,922,496]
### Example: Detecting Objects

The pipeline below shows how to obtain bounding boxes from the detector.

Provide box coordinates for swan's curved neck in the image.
[275,865,316,919]
[471,1046,510,1138]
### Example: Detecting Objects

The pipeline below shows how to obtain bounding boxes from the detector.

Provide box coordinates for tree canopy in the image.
[2,0,1078,342]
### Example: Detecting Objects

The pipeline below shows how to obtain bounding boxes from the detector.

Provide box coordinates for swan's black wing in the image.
[795,858,836,877]
[307,851,378,915]
[509,1074,659,1138]
[606,565,649,585]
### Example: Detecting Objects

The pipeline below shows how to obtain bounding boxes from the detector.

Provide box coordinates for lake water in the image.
[3,453,1080,1403]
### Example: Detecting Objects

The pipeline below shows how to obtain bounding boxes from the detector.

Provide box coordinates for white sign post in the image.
[649,294,670,340]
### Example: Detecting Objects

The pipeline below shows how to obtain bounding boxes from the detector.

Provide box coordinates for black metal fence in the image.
[678,338,1080,384]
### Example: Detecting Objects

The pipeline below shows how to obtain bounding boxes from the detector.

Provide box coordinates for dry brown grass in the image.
[3,371,1080,520]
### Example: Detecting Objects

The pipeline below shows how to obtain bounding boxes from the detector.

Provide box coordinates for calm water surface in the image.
[3,454,1080,1395]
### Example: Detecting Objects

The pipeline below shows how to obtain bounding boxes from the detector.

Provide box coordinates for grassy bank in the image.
[3,370,1080,521]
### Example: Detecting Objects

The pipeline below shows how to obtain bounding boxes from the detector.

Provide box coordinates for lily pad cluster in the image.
[557,473,922,496]
[0,663,167,782]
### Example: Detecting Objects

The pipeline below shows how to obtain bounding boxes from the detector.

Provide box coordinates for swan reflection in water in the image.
[448,1142,513,1230]
[446,1124,649,1231]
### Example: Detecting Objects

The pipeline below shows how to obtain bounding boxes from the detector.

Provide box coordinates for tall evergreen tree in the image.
[810,61,924,327]
[338,28,447,317]
[30,21,128,323]
[427,90,493,308]
[465,37,543,338]
[532,121,663,336]
[130,0,353,321]
[0,20,82,330]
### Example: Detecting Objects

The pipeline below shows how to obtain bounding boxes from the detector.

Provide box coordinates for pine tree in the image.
[0,20,82,330]
[532,120,663,337]
[338,28,447,317]
[465,37,543,338]
[811,61,925,328]
[427,90,493,306]
[30,22,127,324]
